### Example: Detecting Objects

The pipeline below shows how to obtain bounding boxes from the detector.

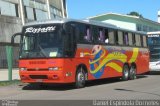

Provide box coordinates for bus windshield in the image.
[148,35,160,62]
[20,24,64,58]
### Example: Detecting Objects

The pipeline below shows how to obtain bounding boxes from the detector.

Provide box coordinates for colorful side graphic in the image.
[84,45,139,79]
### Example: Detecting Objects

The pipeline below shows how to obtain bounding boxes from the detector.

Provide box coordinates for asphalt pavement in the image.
[0,73,160,100]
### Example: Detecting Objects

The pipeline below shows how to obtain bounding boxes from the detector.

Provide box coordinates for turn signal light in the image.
[48,67,62,71]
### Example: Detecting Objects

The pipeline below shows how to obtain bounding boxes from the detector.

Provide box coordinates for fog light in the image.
[66,72,72,77]
[21,75,27,80]
[53,75,58,79]
[19,68,27,71]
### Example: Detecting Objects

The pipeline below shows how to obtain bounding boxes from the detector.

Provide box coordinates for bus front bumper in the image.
[19,71,74,84]
[149,63,160,71]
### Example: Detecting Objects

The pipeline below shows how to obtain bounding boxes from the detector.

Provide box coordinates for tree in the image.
[127,11,143,18]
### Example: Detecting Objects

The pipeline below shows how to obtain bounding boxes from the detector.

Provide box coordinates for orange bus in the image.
[11,19,149,88]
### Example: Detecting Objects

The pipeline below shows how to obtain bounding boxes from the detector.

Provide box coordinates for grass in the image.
[0,80,21,86]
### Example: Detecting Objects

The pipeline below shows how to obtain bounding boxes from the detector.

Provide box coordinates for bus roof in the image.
[147,31,160,35]
[24,18,117,28]
[24,18,146,35]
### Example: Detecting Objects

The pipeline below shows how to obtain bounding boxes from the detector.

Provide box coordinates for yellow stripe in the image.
[90,52,127,74]
[106,53,127,63]
[129,48,139,63]
[106,62,122,72]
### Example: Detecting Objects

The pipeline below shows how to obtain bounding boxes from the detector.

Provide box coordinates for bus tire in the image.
[129,65,136,80]
[75,67,86,88]
[122,64,129,81]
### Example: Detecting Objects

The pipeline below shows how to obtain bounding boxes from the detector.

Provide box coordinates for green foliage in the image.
[127,11,143,18]
[0,80,20,86]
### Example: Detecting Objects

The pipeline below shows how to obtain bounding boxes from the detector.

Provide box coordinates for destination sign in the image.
[148,34,160,37]
[25,26,56,33]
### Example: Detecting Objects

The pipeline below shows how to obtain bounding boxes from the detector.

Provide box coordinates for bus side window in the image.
[143,35,147,47]
[85,26,92,42]
[105,29,109,44]
[115,30,118,45]
[108,29,115,45]
[123,32,129,45]
[128,32,133,46]
[118,30,123,45]
[135,34,141,46]
[92,26,99,43]
[132,34,136,46]
[77,24,92,44]
[98,28,105,43]
[77,23,86,43]
[75,26,80,42]
[140,35,143,47]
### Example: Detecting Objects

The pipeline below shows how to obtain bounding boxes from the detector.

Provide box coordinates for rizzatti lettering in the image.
[25,26,56,33]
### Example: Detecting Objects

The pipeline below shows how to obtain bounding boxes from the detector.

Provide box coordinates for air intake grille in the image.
[29,75,48,79]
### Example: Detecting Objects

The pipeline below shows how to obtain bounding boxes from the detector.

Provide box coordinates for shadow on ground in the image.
[21,75,148,91]
[114,88,160,97]
[148,71,160,75]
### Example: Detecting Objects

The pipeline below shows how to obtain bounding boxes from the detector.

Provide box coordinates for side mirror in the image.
[11,33,21,45]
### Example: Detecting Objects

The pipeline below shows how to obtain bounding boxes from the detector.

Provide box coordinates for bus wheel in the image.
[75,67,86,88]
[122,64,129,81]
[129,65,136,80]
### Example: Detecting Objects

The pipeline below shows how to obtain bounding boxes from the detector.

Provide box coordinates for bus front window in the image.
[20,24,64,58]
[148,36,160,62]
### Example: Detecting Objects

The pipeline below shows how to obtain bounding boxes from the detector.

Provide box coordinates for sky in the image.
[67,0,160,22]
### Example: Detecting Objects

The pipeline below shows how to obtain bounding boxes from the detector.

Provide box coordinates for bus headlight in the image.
[49,67,62,71]
[20,67,27,71]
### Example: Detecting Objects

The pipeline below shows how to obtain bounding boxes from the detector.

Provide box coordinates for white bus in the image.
[147,31,160,71]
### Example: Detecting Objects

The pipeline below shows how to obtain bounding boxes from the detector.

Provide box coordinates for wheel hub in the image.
[78,72,84,82]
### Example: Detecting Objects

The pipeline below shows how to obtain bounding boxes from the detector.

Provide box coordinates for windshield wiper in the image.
[37,44,48,57]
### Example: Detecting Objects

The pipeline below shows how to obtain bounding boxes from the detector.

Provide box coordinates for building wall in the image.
[89,13,160,32]
[23,0,66,22]
[136,18,160,32]
[0,15,22,43]
[0,0,67,43]
[102,19,136,31]
[0,0,19,18]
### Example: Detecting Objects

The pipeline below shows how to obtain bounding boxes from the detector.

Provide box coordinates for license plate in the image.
[35,79,43,82]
